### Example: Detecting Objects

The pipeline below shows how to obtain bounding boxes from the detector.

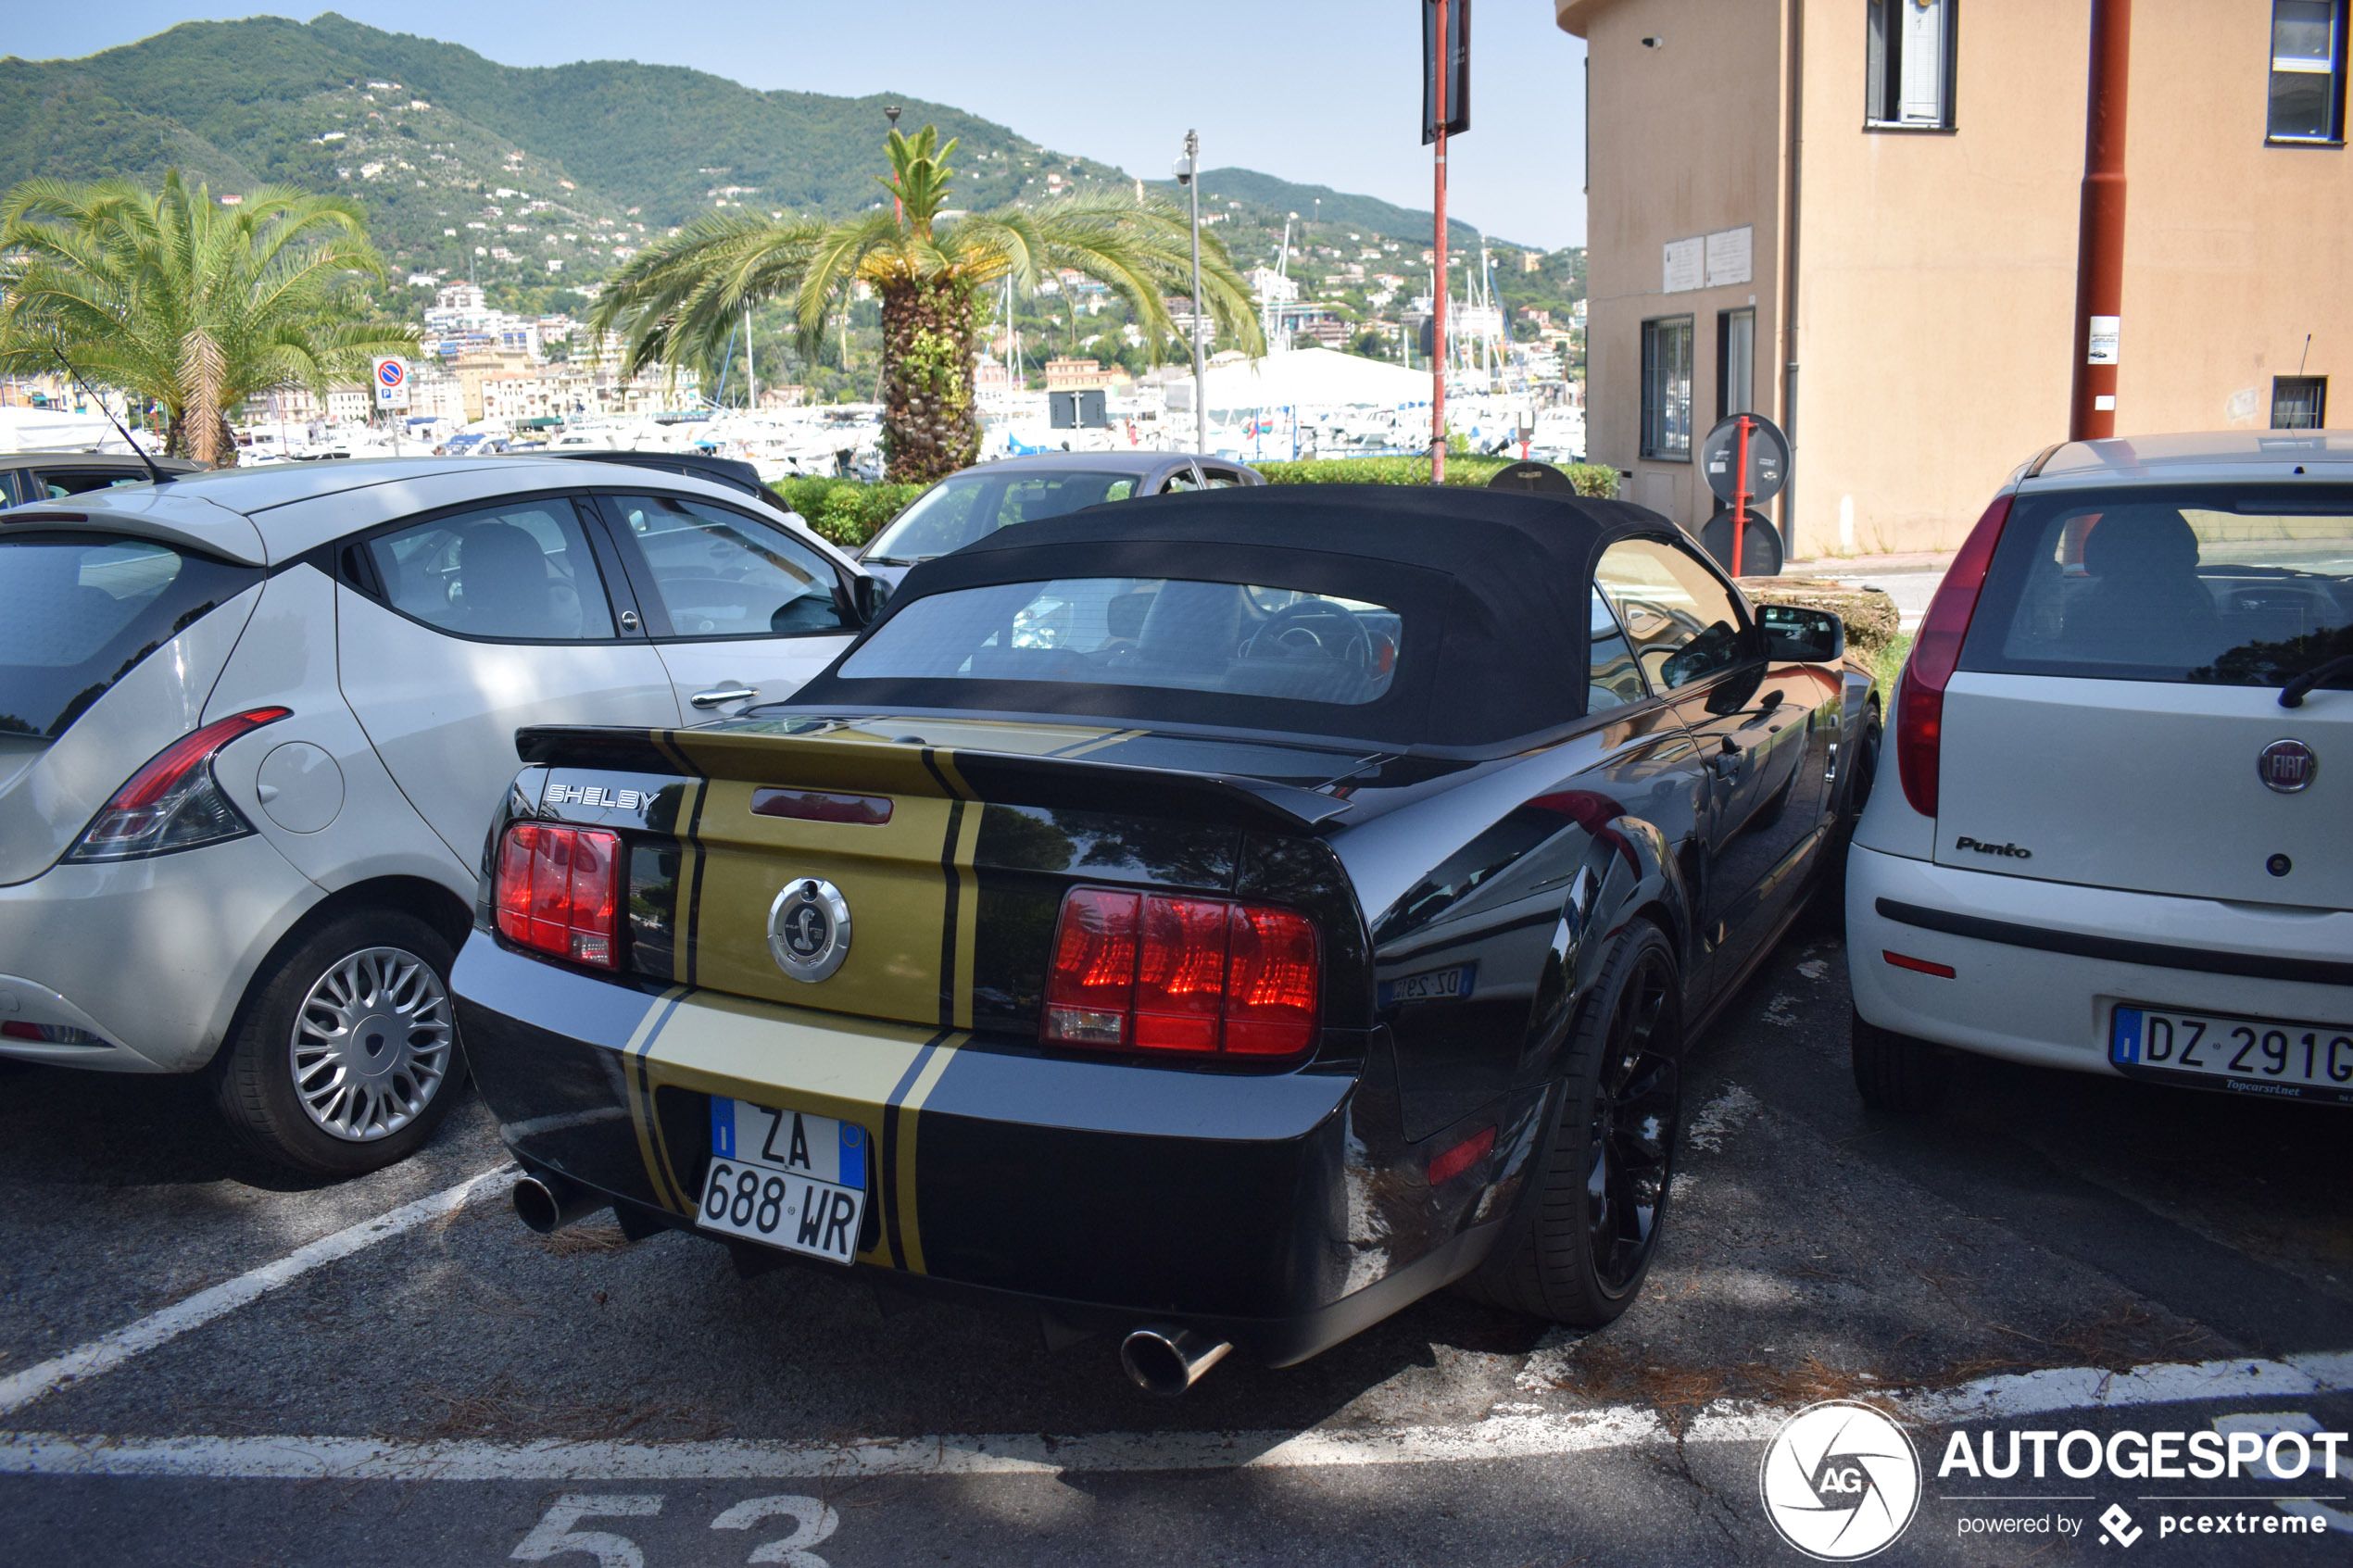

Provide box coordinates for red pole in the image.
[1431,0,1449,484]
[1730,414,1753,577]
[2070,0,2131,441]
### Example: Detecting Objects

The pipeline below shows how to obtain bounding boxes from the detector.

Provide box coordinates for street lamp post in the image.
[1174,130,1207,454]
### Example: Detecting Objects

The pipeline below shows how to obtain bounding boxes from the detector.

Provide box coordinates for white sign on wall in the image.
[1705,226,1754,287]
[2086,315,2121,365]
[1662,237,1705,294]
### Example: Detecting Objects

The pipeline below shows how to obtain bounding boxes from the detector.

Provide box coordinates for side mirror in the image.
[851,574,893,625]
[1759,603,1844,663]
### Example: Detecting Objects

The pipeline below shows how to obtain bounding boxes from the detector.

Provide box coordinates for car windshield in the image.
[838,577,1403,705]
[0,533,262,738]
[862,470,1139,564]
[1966,483,2353,688]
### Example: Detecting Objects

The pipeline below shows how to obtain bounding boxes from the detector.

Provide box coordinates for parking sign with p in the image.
[372,356,409,409]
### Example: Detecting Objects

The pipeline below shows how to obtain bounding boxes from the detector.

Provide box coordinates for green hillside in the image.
[0,15,1557,298]
[1152,167,1501,249]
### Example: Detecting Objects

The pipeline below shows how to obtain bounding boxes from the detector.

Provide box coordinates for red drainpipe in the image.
[2069,0,2132,442]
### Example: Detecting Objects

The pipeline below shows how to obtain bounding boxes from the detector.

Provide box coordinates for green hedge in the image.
[771,477,926,549]
[1259,456,1620,496]
[771,456,1624,551]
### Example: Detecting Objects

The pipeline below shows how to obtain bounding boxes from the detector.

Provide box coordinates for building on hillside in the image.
[1557,0,2353,555]
[1044,357,1133,393]
[1249,266,1301,304]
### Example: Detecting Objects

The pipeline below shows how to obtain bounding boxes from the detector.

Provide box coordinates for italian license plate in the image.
[697,1098,869,1262]
[2110,1004,2353,1105]
[1379,962,1477,1007]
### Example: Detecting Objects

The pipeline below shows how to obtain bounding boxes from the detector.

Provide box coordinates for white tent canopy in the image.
[0,405,141,455]
[1175,347,1433,415]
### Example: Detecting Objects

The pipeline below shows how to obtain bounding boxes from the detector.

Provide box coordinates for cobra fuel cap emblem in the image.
[768,877,852,983]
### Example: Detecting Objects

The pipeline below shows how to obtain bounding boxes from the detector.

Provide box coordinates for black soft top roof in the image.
[797,484,1669,748]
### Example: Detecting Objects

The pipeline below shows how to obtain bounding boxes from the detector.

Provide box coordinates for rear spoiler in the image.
[514,724,1354,834]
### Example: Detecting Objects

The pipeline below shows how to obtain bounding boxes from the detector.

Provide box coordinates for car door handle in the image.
[690,685,759,708]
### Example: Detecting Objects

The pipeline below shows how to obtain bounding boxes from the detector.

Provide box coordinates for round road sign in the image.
[1701,506,1784,578]
[1700,412,1789,506]
[1485,460,1578,495]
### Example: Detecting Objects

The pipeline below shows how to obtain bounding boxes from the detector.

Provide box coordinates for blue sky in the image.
[4,3,1590,250]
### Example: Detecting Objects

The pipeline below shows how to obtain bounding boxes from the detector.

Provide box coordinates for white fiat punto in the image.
[0,458,879,1173]
[1848,433,2352,1110]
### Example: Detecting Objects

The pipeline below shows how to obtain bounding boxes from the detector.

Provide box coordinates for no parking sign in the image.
[372,357,409,409]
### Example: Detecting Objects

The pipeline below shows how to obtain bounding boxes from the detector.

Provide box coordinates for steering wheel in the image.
[1245,599,1372,671]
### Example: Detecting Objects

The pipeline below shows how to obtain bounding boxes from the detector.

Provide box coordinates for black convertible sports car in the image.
[454,486,1879,1393]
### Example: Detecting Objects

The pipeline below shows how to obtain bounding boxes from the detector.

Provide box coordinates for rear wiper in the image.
[2280,653,2353,708]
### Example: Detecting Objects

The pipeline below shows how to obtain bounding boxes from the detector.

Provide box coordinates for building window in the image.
[1867,0,1958,129]
[2269,1,2347,143]
[1717,308,1755,421]
[2272,375,2329,428]
[1642,316,1694,461]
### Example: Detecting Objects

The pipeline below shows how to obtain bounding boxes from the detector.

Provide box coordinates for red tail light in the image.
[67,707,292,862]
[1895,492,2014,819]
[496,823,623,969]
[1044,887,1320,1059]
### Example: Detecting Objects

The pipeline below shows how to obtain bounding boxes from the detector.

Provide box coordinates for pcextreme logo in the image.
[1758,1400,1923,1560]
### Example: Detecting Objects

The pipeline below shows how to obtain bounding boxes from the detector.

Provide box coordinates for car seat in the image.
[456,522,567,639]
[2065,507,2220,665]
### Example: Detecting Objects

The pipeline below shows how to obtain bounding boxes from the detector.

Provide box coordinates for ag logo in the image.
[768,878,852,983]
[1758,1400,1921,1561]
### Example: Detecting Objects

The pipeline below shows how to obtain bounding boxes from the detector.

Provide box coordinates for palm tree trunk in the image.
[879,280,978,484]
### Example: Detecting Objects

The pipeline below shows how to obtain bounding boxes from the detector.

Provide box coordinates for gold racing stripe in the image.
[674,776,709,987]
[1047,727,1147,759]
[886,1035,960,1275]
[630,991,967,1270]
[622,985,694,1212]
[635,726,999,1266]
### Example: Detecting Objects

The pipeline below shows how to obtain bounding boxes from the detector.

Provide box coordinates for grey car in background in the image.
[857,452,1262,590]
[0,457,875,1176]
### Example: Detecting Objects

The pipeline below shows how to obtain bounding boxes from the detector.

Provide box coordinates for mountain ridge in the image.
[0,14,1541,289]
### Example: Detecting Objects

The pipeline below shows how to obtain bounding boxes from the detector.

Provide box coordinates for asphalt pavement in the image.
[1,919,2347,1566]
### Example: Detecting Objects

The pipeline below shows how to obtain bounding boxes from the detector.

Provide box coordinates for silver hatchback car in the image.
[0,458,876,1173]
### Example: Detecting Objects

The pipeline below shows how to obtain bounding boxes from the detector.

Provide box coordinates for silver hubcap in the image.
[288,947,454,1142]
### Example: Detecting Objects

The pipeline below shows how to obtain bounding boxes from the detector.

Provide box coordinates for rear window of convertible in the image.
[838,577,1403,706]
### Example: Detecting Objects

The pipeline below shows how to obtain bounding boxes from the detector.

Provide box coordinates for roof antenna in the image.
[47,343,173,485]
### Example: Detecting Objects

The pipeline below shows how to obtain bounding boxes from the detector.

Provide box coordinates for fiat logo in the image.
[768,878,852,982]
[2258,739,2317,794]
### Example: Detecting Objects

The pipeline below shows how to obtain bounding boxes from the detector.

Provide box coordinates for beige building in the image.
[1557,0,2351,556]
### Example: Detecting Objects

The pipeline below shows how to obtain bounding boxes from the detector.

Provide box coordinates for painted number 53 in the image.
[511,1493,841,1568]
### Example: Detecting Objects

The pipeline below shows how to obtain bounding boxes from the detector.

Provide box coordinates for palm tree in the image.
[591,127,1264,483]
[0,170,416,466]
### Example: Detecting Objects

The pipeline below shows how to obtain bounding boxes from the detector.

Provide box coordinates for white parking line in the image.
[2,1349,2346,1483]
[0,1166,516,1420]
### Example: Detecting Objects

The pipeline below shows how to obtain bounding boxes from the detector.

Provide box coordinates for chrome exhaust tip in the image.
[512,1172,606,1235]
[1119,1323,1232,1397]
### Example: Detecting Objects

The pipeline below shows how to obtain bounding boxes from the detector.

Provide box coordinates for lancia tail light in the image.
[67,707,292,862]
[1895,492,2013,819]
[496,823,622,969]
[1044,887,1320,1059]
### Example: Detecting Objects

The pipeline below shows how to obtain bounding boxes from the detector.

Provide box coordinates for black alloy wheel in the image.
[1582,946,1680,1295]
[1460,919,1685,1326]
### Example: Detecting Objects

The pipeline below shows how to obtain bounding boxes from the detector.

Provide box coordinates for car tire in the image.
[1849,1005,1948,1113]
[1459,919,1683,1328]
[212,909,468,1177]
